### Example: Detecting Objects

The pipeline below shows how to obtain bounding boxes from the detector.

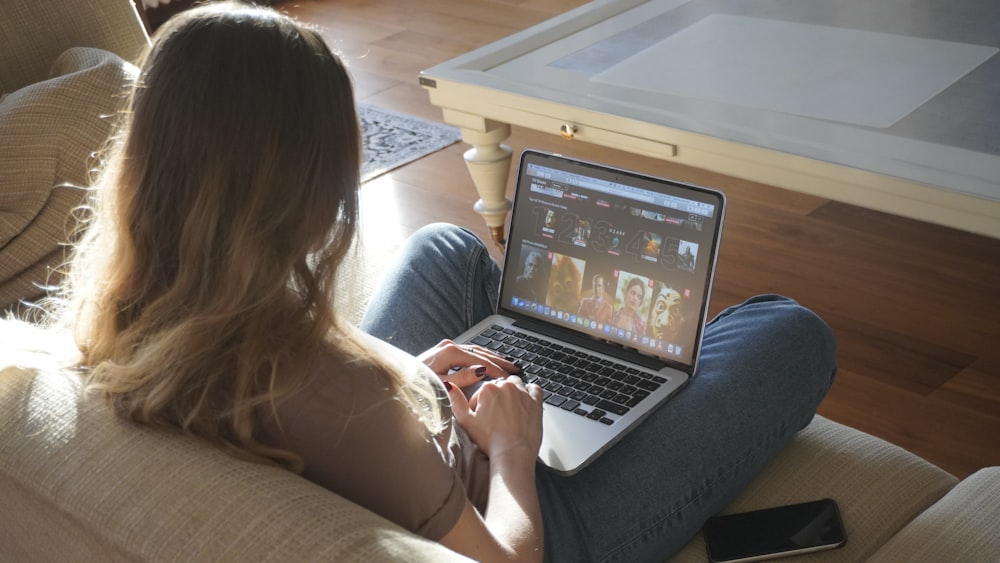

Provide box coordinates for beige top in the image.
[264,330,490,540]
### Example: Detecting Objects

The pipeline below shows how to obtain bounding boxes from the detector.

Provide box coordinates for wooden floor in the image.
[279,0,999,479]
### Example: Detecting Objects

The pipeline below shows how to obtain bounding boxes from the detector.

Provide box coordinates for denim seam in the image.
[463,237,487,327]
[597,407,810,563]
[597,452,753,561]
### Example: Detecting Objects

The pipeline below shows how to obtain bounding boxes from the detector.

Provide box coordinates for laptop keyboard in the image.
[469,325,669,425]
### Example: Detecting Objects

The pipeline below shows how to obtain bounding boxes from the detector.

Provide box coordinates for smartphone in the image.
[703,498,847,562]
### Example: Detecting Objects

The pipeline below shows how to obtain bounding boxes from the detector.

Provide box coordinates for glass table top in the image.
[424,0,1000,203]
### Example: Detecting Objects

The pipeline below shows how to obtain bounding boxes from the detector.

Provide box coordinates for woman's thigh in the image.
[361,232,838,562]
[359,223,501,354]
[537,295,838,563]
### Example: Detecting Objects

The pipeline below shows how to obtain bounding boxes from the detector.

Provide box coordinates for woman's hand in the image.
[439,377,546,562]
[444,374,544,460]
[432,344,545,562]
[417,339,519,391]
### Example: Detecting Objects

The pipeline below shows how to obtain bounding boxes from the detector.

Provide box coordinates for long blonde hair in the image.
[47,2,441,469]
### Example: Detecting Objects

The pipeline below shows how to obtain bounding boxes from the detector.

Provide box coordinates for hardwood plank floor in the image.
[279,0,1000,479]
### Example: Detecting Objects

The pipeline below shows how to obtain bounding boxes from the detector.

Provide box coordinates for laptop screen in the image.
[499,150,726,368]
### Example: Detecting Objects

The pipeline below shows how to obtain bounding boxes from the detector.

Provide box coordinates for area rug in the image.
[359,103,461,183]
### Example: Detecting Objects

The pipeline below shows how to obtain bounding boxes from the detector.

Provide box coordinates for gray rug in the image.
[359,103,461,182]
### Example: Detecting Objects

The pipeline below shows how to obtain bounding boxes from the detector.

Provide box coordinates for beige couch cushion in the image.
[868,466,1000,562]
[334,238,396,326]
[0,0,147,94]
[668,415,958,562]
[0,47,135,309]
[0,351,469,562]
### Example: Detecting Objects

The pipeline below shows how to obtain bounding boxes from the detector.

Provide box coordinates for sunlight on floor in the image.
[359,174,406,250]
[332,175,407,324]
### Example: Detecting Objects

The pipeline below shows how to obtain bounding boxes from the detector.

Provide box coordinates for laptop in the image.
[455,150,727,475]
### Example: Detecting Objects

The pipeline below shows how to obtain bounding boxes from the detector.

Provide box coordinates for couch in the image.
[3,1,999,561]
[3,346,999,562]
[0,0,149,313]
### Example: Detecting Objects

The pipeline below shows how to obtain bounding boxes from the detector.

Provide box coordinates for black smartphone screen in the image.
[703,498,847,562]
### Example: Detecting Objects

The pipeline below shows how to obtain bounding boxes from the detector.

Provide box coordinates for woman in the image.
[42,3,837,562]
[611,276,648,336]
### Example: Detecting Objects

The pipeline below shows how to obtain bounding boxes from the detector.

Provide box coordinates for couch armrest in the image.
[668,415,958,562]
[0,355,471,562]
[0,186,84,310]
[0,0,148,93]
[867,466,1000,562]
[0,47,136,310]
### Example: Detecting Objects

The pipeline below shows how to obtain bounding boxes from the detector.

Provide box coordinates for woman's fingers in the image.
[419,339,520,379]
[526,380,543,402]
[456,375,544,458]
[455,342,520,377]
[442,380,471,422]
[440,364,489,389]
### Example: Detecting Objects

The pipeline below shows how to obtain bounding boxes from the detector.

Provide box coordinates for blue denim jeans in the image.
[360,223,838,562]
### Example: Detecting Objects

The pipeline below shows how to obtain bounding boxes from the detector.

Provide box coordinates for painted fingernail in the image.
[474,366,487,377]
[443,381,453,392]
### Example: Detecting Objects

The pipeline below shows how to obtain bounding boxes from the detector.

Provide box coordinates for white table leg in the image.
[459,124,513,248]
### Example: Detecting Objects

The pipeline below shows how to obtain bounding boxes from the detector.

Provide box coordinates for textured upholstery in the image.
[0,0,148,94]
[669,416,958,562]
[3,339,997,561]
[0,0,148,311]
[0,48,137,310]
[335,236,401,326]
[868,467,1000,562]
[0,358,470,562]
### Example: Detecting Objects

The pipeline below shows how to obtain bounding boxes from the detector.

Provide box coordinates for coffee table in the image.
[420,0,1000,244]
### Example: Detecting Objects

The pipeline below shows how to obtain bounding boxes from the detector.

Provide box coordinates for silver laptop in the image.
[456,150,726,475]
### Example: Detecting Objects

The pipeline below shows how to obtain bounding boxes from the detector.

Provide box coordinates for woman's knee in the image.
[775,298,835,361]
[706,294,837,384]
[757,297,838,390]
[408,223,483,254]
